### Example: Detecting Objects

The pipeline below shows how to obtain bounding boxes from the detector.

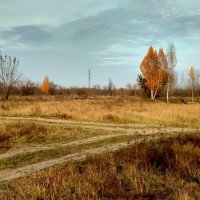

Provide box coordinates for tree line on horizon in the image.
[0,45,199,101]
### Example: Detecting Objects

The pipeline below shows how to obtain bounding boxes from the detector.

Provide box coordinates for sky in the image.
[0,0,200,87]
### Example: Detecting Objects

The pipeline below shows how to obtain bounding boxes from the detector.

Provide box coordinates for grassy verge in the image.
[1,132,200,199]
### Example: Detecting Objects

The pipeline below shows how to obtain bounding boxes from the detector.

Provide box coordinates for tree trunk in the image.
[151,90,155,100]
[4,88,10,100]
[153,90,158,99]
[166,78,170,103]
[192,87,194,103]
[109,88,112,96]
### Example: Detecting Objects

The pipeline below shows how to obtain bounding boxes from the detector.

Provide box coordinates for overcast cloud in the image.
[0,0,199,87]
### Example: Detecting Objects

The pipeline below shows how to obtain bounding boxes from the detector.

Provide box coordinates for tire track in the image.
[0,116,196,183]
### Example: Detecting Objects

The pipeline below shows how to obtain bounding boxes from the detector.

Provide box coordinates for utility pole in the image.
[88,69,91,88]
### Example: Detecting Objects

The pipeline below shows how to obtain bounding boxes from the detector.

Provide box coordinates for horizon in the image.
[0,0,200,87]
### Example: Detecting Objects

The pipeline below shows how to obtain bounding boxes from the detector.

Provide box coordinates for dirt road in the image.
[0,116,196,183]
[0,137,156,182]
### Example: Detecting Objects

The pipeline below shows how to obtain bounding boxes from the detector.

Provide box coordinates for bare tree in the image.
[189,66,195,103]
[0,54,22,100]
[196,70,200,97]
[166,43,177,103]
[126,83,138,96]
[108,79,114,96]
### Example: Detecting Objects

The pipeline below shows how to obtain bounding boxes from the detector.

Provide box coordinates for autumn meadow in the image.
[0,1,200,199]
[0,42,199,200]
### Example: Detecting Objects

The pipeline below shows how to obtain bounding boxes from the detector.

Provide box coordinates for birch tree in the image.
[140,46,166,100]
[166,43,177,103]
[41,76,50,95]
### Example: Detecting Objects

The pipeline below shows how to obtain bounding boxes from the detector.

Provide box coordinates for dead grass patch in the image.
[0,97,199,127]
[1,132,200,199]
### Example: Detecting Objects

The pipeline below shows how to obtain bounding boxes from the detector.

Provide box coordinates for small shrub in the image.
[103,113,120,122]
[61,113,73,120]
[0,104,9,111]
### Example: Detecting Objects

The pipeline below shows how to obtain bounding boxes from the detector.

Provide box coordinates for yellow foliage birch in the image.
[41,76,50,95]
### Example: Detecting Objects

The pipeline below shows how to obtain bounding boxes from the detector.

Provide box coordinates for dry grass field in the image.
[1,132,200,200]
[0,96,199,199]
[0,96,200,127]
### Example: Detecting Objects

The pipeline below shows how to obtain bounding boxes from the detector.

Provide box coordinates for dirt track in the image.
[0,116,196,183]
[0,116,157,129]
[0,133,132,160]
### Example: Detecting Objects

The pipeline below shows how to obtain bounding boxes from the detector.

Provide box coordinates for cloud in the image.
[0,25,52,45]
[2,0,200,52]
[0,0,200,86]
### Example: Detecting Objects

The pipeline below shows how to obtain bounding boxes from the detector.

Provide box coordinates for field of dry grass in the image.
[0,96,199,199]
[1,132,199,200]
[0,96,199,127]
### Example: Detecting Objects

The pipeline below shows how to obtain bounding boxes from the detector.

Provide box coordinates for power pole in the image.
[88,69,91,88]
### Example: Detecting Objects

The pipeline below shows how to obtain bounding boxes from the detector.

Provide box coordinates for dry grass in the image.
[0,96,199,199]
[0,96,200,127]
[0,120,123,153]
[1,132,200,199]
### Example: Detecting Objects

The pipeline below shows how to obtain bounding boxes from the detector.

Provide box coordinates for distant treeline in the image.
[0,79,200,99]
[0,46,200,101]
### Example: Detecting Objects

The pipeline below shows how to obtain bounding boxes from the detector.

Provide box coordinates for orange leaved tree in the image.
[41,76,50,95]
[189,66,195,102]
[140,46,167,100]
